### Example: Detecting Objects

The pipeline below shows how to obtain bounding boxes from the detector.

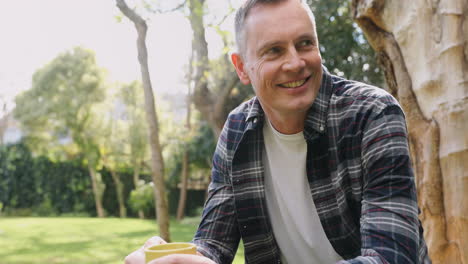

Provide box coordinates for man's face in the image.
[232,0,322,123]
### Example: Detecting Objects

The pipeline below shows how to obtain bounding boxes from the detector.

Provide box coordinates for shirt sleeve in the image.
[338,101,428,264]
[192,120,241,264]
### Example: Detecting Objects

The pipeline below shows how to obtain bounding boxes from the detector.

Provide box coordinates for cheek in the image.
[255,61,276,87]
[310,53,322,67]
[247,60,264,84]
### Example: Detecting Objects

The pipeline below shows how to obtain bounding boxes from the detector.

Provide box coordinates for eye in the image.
[263,46,283,57]
[297,39,313,48]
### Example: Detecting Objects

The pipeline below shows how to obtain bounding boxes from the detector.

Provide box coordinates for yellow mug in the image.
[144,242,197,263]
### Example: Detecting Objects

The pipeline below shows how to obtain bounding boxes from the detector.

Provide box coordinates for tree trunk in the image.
[176,151,189,221]
[352,1,468,263]
[133,161,144,219]
[116,0,170,242]
[177,47,194,222]
[0,112,8,145]
[88,164,105,218]
[188,0,239,139]
[110,169,126,218]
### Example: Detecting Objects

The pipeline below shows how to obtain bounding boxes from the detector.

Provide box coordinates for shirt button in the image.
[253,118,257,123]
[243,225,247,229]
[319,125,324,131]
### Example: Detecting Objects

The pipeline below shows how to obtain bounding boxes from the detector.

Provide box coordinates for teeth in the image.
[281,79,306,88]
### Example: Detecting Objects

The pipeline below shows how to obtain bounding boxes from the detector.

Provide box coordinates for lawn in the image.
[0,217,244,264]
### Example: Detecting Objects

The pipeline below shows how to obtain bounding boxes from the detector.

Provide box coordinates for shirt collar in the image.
[304,66,333,136]
[246,96,262,123]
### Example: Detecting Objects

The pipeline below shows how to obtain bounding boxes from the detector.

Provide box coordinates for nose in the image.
[282,48,305,72]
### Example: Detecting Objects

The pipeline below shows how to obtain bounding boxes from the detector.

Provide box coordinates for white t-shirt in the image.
[263,119,342,263]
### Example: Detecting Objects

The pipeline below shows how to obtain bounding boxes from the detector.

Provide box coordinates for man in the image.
[126,0,430,263]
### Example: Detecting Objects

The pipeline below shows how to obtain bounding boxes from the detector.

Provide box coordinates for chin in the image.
[293,96,315,110]
[283,102,312,114]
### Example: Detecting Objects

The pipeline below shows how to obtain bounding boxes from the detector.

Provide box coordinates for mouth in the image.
[278,75,311,88]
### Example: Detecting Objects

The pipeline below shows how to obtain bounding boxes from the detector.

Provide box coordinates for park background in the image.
[0,0,466,263]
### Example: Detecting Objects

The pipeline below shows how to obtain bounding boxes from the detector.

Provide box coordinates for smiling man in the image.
[231,0,323,136]
[125,0,431,263]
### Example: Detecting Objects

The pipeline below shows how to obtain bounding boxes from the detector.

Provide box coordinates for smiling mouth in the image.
[278,76,311,88]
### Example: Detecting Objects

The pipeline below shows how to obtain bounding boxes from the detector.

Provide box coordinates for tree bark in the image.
[75,126,106,218]
[352,0,468,263]
[176,151,189,221]
[88,164,105,218]
[116,0,170,242]
[109,169,126,218]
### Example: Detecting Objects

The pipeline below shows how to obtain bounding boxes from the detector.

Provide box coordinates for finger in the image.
[125,236,167,264]
[124,248,145,264]
[143,236,167,249]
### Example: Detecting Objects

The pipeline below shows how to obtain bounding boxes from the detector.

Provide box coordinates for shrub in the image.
[128,180,154,217]
[33,197,57,216]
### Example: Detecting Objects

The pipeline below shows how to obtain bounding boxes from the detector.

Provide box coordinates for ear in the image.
[231,52,251,85]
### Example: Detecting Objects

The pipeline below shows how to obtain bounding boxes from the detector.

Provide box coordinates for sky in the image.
[0,0,240,116]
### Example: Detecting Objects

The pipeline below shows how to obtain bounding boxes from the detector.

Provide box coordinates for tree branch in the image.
[145,0,187,14]
[116,0,146,26]
[207,0,234,27]
[213,73,239,117]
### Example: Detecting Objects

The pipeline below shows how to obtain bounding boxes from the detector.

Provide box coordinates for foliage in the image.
[0,142,93,215]
[207,54,255,120]
[109,171,208,219]
[165,121,216,188]
[168,188,208,217]
[0,141,208,218]
[308,0,384,86]
[13,46,110,216]
[0,142,148,217]
[34,197,57,216]
[128,180,155,215]
[187,121,217,168]
[13,47,106,159]
[119,81,149,170]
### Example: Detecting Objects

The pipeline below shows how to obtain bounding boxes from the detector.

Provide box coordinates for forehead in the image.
[243,1,315,51]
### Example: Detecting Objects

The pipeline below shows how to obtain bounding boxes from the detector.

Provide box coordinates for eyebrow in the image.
[296,33,317,43]
[256,40,285,55]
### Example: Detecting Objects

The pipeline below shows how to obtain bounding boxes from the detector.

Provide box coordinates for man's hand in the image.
[124,236,216,264]
[125,236,167,264]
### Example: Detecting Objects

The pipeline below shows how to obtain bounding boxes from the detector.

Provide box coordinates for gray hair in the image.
[234,0,315,55]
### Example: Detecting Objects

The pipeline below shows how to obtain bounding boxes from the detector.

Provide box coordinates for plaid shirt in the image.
[193,68,430,264]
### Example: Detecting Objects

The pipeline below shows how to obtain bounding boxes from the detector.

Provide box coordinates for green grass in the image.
[0,217,244,264]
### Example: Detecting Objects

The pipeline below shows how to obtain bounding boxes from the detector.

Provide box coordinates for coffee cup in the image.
[144,242,197,263]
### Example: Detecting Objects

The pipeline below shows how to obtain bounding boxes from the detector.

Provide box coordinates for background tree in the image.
[188,0,249,138]
[13,47,107,217]
[352,0,468,263]
[116,0,170,241]
[120,81,149,219]
[308,0,383,86]
[0,97,9,145]
[100,113,128,218]
[176,51,193,221]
